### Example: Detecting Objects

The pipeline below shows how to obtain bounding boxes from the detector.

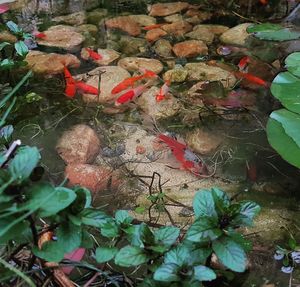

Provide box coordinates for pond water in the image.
[1,0,300,286]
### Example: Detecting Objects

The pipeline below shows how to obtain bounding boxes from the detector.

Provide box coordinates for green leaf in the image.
[212,236,246,272]
[267,110,300,168]
[288,237,297,250]
[193,190,217,218]
[0,42,10,51]
[70,187,92,214]
[115,210,133,225]
[130,223,155,247]
[226,230,252,252]
[164,245,190,266]
[211,188,230,215]
[95,246,118,263]
[0,218,29,244]
[189,248,212,265]
[9,146,40,182]
[100,219,119,238]
[33,241,65,262]
[80,229,94,248]
[186,217,222,243]
[285,52,300,77]
[247,23,282,33]
[232,201,260,227]
[153,263,180,282]
[193,265,216,281]
[80,209,109,227]
[0,59,15,70]
[14,41,28,57]
[271,72,300,114]
[56,222,82,253]
[154,226,180,246]
[6,21,21,34]
[114,246,148,267]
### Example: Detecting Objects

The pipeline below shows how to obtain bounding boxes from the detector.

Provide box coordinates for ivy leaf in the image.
[154,226,180,246]
[231,201,260,227]
[6,21,21,34]
[186,217,222,243]
[56,221,82,253]
[33,241,65,262]
[115,210,133,225]
[114,246,148,267]
[14,41,28,57]
[80,209,109,227]
[9,146,40,182]
[164,245,190,266]
[212,236,246,272]
[95,246,118,263]
[193,265,216,281]
[153,263,180,282]
[193,190,217,218]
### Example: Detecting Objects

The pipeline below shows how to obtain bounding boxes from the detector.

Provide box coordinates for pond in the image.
[1,0,300,286]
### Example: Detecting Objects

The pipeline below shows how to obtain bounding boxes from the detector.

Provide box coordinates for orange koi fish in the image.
[157,134,208,177]
[156,80,170,102]
[142,23,166,31]
[234,71,268,87]
[75,81,99,95]
[115,85,146,106]
[238,56,250,71]
[111,75,145,94]
[64,66,76,98]
[33,32,46,39]
[140,69,158,79]
[85,48,103,61]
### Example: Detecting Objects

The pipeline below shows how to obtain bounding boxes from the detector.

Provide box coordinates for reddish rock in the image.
[105,16,141,36]
[173,40,208,58]
[145,28,167,42]
[161,21,192,36]
[65,163,122,194]
[149,2,189,17]
[56,125,100,164]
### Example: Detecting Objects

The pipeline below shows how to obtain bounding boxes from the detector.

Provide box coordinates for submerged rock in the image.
[161,21,192,36]
[0,31,17,43]
[118,57,163,74]
[36,25,85,52]
[119,36,147,56]
[185,10,212,23]
[193,24,229,35]
[163,67,188,82]
[186,128,223,155]
[145,28,167,42]
[173,40,208,58]
[56,125,100,164]
[65,163,122,194]
[128,15,156,27]
[153,39,173,59]
[185,27,215,45]
[81,48,120,65]
[81,66,130,104]
[164,13,183,23]
[76,24,98,37]
[219,23,251,46]
[87,8,108,25]
[185,62,237,88]
[25,51,80,75]
[52,11,87,26]
[105,16,141,36]
[148,2,189,17]
[136,86,181,120]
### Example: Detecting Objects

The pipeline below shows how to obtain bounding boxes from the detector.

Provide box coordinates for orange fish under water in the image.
[64,66,76,98]
[259,0,268,5]
[156,80,170,102]
[115,85,146,106]
[111,75,145,94]
[142,23,166,31]
[75,81,99,95]
[234,71,268,87]
[157,134,208,177]
[34,32,46,39]
[85,48,103,61]
[238,56,250,71]
[140,69,158,79]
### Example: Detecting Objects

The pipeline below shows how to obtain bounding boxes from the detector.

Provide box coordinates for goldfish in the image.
[238,56,250,71]
[85,48,103,61]
[63,66,76,98]
[142,23,166,31]
[75,81,99,95]
[115,85,146,106]
[234,71,268,87]
[140,69,158,79]
[111,76,145,94]
[157,134,208,177]
[156,80,170,102]
[33,31,46,39]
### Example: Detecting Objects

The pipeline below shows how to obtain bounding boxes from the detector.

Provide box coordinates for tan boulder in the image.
[105,16,141,36]
[148,2,189,17]
[173,40,208,58]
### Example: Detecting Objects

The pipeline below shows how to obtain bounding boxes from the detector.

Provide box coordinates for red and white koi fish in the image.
[234,71,268,87]
[115,85,146,106]
[75,81,99,95]
[157,134,208,177]
[238,56,250,71]
[142,23,167,31]
[63,66,76,98]
[85,48,103,61]
[156,80,170,102]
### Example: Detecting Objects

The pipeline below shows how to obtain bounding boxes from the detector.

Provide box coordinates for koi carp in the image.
[85,48,103,61]
[238,56,250,71]
[115,85,146,106]
[63,66,76,98]
[157,134,208,177]
[33,32,46,39]
[234,71,268,87]
[75,81,99,95]
[156,80,170,102]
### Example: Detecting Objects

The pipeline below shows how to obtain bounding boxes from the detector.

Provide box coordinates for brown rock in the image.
[105,16,141,36]
[118,57,164,74]
[173,40,208,58]
[26,51,80,75]
[219,23,251,46]
[36,25,85,52]
[161,21,192,36]
[80,48,120,65]
[193,24,229,35]
[56,124,100,164]
[149,2,189,17]
[185,27,215,45]
[65,163,122,194]
[145,28,167,42]
[0,31,17,43]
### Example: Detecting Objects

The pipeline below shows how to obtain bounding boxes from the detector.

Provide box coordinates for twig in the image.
[0,139,21,168]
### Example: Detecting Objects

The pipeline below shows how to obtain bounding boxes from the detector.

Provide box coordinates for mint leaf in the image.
[115,210,133,225]
[232,201,260,227]
[193,265,216,281]
[115,246,148,267]
[164,245,190,266]
[57,222,82,253]
[80,209,109,227]
[154,226,180,246]
[193,190,217,218]
[96,246,118,263]
[153,263,180,282]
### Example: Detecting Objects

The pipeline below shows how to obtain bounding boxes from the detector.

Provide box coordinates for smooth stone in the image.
[81,48,120,65]
[193,24,229,35]
[25,51,80,75]
[119,36,148,56]
[52,11,87,26]
[128,14,156,26]
[173,40,208,58]
[145,28,167,42]
[219,23,252,46]
[185,27,215,44]
[105,16,141,36]
[148,2,189,17]
[161,21,192,36]
[0,31,17,43]
[87,8,108,25]
[118,57,163,74]
[153,39,173,58]
[163,68,188,82]
[164,13,183,23]
[76,24,98,37]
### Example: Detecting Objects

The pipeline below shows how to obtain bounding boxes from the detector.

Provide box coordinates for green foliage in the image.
[247,23,300,41]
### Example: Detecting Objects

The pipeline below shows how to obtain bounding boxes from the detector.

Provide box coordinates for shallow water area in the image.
[2,0,300,286]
